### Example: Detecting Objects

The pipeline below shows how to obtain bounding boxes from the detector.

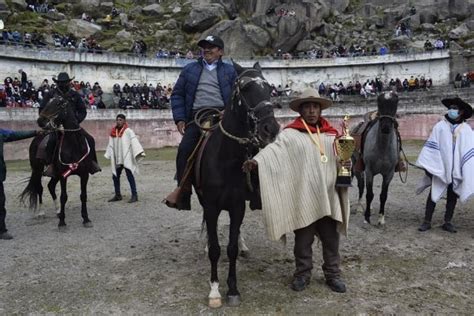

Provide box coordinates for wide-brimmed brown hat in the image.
[289,88,332,112]
[442,97,472,119]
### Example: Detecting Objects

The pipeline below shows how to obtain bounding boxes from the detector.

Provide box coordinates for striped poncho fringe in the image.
[254,128,350,241]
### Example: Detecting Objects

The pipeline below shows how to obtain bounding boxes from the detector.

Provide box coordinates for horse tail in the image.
[19,166,43,210]
[19,136,44,210]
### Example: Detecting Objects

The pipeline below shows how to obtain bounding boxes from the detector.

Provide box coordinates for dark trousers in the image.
[0,182,7,233]
[293,216,341,281]
[176,122,201,184]
[113,166,137,196]
[424,184,457,223]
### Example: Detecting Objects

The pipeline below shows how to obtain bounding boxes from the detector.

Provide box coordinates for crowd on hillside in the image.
[25,0,56,13]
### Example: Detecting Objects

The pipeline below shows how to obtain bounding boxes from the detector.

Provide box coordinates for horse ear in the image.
[232,60,245,75]
[253,62,262,72]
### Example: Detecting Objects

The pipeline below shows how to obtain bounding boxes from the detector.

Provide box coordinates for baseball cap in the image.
[198,35,224,49]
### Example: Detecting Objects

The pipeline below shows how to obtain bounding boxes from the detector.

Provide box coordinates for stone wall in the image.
[0,46,451,93]
[2,84,473,161]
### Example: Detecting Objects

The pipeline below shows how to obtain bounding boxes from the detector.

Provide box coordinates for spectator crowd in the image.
[112,82,172,110]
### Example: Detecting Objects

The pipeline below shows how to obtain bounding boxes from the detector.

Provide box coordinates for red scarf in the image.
[285,116,339,136]
[110,123,129,138]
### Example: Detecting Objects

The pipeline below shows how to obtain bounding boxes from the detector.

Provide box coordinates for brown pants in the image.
[293,216,341,281]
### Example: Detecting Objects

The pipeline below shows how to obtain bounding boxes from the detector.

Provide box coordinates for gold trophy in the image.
[335,115,355,187]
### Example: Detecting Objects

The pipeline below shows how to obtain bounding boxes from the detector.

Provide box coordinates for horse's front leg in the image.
[48,177,60,215]
[355,171,365,213]
[378,172,394,226]
[364,172,374,224]
[58,178,68,230]
[226,204,245,307]
[205,207,222,308]
[80,173,92,227]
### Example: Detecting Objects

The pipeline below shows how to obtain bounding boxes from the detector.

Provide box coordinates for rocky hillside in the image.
[1,0,473,57]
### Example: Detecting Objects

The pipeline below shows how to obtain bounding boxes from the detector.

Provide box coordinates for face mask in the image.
[447,109,460,120]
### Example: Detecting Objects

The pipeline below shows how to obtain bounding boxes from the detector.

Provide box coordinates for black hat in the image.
[442,97,473,119]
[53,72,74,83]
[198,35,224,49]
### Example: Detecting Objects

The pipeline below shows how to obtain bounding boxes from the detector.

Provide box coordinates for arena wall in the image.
[3,97,473,161]
[0,46,451,93]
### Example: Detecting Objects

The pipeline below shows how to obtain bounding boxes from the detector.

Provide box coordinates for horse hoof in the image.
[208,297,222,308]
[83,222,93,228]
[227,295,241,307]
[58,225,68,232]
[239,250,250,258]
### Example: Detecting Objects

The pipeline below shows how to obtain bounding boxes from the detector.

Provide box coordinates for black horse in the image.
[20,135,61,218]
[21,96,95,229]
[198,62,279,307]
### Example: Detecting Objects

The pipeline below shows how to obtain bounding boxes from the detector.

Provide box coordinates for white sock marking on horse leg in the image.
[54,199,60,214]
[208,281,222,308]
[37,204,45,217]
[356,198,364,213]
[378,214,385,225]
[238,234,249,252]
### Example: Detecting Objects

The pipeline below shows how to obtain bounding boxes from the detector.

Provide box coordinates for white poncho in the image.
[254,128,350,241]
[104,128,145,176]
[416,118,474,203]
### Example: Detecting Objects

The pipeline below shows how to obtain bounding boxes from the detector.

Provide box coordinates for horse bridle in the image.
[377,114,399,128]
[39,96,81,132]
[219,69,274,148]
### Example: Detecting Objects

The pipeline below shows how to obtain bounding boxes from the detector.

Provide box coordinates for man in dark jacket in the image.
[170,35,237,210]
[0,129,40,240]
[40,72,100,176]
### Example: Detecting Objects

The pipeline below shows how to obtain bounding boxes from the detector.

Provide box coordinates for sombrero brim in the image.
[289,96,332,112]
[53,76,74,83]
[442,97,473,119]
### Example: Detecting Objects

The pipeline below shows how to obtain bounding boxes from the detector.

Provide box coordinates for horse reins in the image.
[58,132,90,178]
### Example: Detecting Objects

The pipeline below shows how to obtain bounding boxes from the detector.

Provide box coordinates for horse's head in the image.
[37,95,76,130]
[231,61,280,146]
[377,91,398,134]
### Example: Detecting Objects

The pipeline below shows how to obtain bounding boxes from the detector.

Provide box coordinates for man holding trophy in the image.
[242,88,352,293]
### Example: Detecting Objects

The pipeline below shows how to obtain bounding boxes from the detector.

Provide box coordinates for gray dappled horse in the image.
[354,92,399,225]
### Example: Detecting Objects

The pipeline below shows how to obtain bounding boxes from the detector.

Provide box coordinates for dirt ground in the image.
[1,141,473,315]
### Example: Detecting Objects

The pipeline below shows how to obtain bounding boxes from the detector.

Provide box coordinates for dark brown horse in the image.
[21,96,95,229]
[198,62,279,307]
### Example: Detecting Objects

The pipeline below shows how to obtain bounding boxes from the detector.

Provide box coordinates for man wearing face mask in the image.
[417,97,474,233]
[39,72,101,177]
[167,35,237,210]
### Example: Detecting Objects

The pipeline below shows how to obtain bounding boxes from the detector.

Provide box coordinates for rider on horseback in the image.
[169,35,237,210]
[39,72,101,177]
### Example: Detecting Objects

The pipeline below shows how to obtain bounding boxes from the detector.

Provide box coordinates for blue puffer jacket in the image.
[171,58,237,123]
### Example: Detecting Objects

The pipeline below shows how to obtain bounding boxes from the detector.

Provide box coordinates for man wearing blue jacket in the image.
[1,128,40,240]
[170,35,237,210]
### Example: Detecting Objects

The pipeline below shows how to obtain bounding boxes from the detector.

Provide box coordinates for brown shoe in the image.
[108,194,122,202]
